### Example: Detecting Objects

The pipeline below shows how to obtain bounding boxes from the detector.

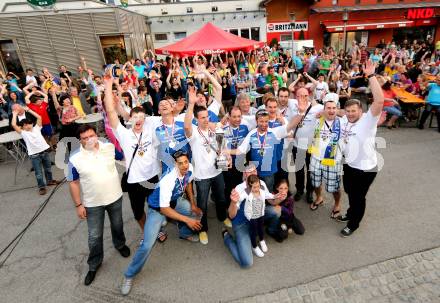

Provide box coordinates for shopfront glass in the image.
[327,31,368,52]
[99,35,128,64]
[393,26,435,45]
[0,40,24,78]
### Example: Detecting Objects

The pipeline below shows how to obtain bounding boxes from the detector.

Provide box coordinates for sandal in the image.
[310,200,324,211]
[330,209,341,219]
[157,231,168,243]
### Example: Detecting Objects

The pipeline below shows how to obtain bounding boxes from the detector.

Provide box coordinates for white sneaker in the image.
[199,232,208,245]
[260,240,268,253]
[121,277,133,296]
[252,246,265,257]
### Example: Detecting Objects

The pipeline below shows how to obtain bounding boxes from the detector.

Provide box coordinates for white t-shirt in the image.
[21,125,50,156]
[26,75,37,85]
[314,81,329,101]
[208,99,221,116]
[187,125,221,180]
[279,98,298,121]
[114,120,160,183]
[340,110,380,171]
[290,101,324,149]
[311,118,343,162]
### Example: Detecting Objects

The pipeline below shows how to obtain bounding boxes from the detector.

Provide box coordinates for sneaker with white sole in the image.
[252,246,264,257]
[161,219,168,227]
[223,218,232,228]
[121,277,133,296]
[199,232,208,245]
[259,240,268,253]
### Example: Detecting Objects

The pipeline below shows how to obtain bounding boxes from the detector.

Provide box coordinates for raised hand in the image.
[363,59,376,77]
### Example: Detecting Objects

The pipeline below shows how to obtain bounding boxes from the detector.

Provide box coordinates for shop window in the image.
[187,7,193,13]
[0,40,24,78]
[240,29,250,39]
[212,6,218,12]
[280,34,293,41]
[174,32,187,41]
[251,27,260,41]
[154,33,168,41]
[355,0,360,4]
[229,29,239,36]
[332,0,338,5]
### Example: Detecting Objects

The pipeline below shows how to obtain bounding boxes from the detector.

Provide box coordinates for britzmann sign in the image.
[267,22,309,33]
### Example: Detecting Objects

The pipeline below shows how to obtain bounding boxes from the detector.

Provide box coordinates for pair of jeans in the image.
[223,222,253,268]
[195,173,227,232]
[29,149,53,188]
[85,197,126,271]
[343,164,377,231]
[292,146,312,195]
[260,175,275,193]
[124,197,196,278]
[264,205,280,234]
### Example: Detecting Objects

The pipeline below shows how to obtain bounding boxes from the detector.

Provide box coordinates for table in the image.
[391,87,425,104]
[0,119,9,129]
[0,131,27,184]
[76,113,104,134]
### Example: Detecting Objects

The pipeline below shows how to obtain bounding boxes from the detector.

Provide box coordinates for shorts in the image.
[310,157,342,193]
[41,124,53,137]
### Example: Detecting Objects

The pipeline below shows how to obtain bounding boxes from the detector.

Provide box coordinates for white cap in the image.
[323,93,339,105]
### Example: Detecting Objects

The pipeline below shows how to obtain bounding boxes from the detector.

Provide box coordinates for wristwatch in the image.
[367,74,376,79]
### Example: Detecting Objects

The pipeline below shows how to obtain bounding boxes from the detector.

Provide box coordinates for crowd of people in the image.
[0,37,439,296]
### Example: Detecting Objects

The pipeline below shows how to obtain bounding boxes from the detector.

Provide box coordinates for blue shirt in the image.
[223,124,249,167]
[426,83,440,106]
[155,120,191,174]
[134,64,147,79]
[148,165,194,209]
[293,56,303,70]
[268,119,284,161]
[238,126,287,177]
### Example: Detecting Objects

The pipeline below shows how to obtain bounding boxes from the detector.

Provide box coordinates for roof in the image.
[311,2,440,13]
[156,22,264,56]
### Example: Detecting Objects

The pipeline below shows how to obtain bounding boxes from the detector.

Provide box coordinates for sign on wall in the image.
[27,0,56,6]
[407,8,435,20]
[267,22,309,33]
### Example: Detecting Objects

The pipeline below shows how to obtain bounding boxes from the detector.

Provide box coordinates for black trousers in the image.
[127,175,159,221]
[292,146,312,194]
[343,164,377,231]
[223,166,243,207]
[249,217,265,248]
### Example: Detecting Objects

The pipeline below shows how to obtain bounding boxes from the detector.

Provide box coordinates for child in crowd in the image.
[240,174,274,258]
[274,179,305,239]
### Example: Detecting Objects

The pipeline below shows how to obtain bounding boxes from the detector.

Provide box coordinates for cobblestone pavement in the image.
[232,247,440,303]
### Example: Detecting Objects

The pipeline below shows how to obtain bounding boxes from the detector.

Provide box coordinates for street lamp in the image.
[342,9,349,57]
[289,12,296,82]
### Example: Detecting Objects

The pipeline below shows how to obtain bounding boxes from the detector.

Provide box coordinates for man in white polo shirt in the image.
[67,124,130,286]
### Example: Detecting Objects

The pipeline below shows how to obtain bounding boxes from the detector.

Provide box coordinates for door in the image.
[0,40,24,78]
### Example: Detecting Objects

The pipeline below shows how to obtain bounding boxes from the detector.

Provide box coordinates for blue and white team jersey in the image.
[223,123,249,167]
[237,126,288,177]
[268,118,286,162]
[154,120,191,174]
[148,164,194,209]
[192,99,221,125]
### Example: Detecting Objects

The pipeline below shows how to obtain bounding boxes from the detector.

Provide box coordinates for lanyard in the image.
[257,131,267,150]
[177,174,187,193]
[197,127,213,146]
[324,120,334,134]
[343,122,355,142]
[162,119,175,141]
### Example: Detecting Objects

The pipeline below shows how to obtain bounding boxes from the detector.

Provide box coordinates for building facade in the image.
[0,0,152,77]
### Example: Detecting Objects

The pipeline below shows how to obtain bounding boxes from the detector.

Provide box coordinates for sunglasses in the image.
[256,109,269,117]
[173,150,188,159]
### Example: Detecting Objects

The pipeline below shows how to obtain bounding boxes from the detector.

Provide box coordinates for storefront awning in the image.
[322,19,414,32]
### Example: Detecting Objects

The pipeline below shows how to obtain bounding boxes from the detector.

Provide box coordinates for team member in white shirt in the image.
[103,77,161,233]
[290,88,324,204]
[336,60,384,237]
[184,86,229,245]
[308,94,343,217]
[305,73,329,104]
[11,107,59,195]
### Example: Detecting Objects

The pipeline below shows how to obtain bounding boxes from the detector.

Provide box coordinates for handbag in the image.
[121,132,142,192]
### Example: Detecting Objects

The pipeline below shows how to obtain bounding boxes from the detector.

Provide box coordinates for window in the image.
[187,7,193,13]
[355,0,360,4]
[236,6,243,11]
[174,32,186,40]
[240,29,250,39]
[251,27,260,41]
[332,0,337,5]
[154,33,168,41]
[161,9,168,15]
[212,6,218,12]
[280,34,292,41]
[229,29,239,36]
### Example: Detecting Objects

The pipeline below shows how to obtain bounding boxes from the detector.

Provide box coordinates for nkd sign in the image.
[407,8,435,20]
[267,22,309,33]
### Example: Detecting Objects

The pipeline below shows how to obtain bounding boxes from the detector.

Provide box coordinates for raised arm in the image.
[103,75,121,129]
[364,60,384,117]
[202,66,222,104]
[11,111,22,133]
[27,107,42,127]
[304,72,318,85]
[184,86,196,138]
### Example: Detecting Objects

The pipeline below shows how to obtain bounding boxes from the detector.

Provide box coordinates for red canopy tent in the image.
[155,22,264,56]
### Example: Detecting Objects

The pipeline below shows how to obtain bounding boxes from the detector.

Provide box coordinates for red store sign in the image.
[407,8,435,20]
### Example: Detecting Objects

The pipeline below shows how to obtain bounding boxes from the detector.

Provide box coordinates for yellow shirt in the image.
[248,62,257,75]
[72,96,85,117]
[384,66,398,77]
[436,41,440,51]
